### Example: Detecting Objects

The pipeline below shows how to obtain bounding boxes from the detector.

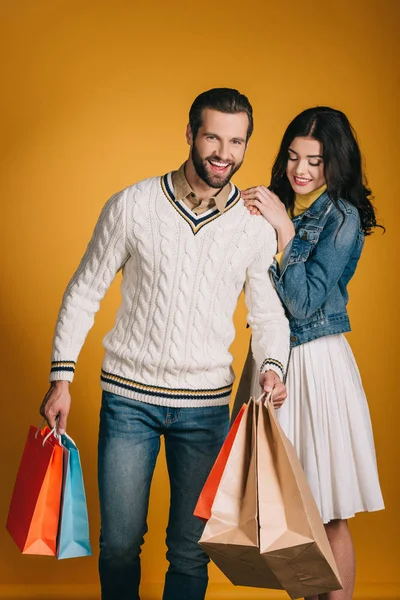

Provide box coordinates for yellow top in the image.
[275,184,327,265]
[291,184,327,217]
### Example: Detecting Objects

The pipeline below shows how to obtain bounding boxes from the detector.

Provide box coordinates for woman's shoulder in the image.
[327,197,361,225]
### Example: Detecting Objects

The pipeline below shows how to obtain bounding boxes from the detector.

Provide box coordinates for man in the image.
[41,88,290,600]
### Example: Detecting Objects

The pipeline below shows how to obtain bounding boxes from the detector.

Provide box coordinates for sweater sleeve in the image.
[244,222,290,381]
[50,190,129,382]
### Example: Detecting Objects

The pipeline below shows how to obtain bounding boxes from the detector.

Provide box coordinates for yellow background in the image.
[0,0,398,598]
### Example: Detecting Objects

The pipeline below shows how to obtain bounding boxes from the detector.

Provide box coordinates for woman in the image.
[236,107,384,600]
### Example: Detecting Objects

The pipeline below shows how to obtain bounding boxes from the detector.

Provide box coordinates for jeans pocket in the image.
[99,391,148,437]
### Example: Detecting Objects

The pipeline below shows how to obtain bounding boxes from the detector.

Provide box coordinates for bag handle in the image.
[34,418,60,447]
[255,391,273,405]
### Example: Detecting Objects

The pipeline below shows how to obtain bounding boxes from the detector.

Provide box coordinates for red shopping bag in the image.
[194,404,246,521]
[6,425,63,555]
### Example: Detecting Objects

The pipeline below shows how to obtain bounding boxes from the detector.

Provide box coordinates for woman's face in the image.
[286,137,326,194]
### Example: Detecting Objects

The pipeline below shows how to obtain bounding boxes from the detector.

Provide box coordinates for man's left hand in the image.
[259,370,287,408]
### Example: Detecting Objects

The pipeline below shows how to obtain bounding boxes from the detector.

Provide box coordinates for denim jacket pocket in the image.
[298,225,323,244]
[287,236,314,264]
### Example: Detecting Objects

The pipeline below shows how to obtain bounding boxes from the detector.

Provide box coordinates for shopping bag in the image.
[257,399,342,598]
[199,398,283,589]
[57,434,92,559]
[194,403,247,521]
[199,396,342,599]
[6,425,63,555]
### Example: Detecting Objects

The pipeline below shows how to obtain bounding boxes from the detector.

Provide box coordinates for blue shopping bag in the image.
[57,434,92,559]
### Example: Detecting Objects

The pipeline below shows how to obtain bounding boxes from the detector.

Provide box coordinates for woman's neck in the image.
[293,184,327,216]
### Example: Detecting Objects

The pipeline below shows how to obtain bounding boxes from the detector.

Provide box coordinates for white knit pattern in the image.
[50,175,290,407]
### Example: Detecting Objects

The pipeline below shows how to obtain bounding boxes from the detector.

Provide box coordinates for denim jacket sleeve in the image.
[270,209,363,320]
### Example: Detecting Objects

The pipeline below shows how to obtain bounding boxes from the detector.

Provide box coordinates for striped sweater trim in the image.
[260,358,284,377]
[51,361,76,373]
[161,173,241,235]
[101,370,233,400]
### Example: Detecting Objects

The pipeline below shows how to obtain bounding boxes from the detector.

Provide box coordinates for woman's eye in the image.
[309,161,322,167]
[288,156,297,161]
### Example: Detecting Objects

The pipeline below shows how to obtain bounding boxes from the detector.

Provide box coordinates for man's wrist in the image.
[51,380,70,388]
[260,358,284,381]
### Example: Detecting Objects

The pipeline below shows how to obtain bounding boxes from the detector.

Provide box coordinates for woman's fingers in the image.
[242,185,269,196]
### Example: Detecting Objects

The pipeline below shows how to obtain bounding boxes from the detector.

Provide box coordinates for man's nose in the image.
[216,140,230,160]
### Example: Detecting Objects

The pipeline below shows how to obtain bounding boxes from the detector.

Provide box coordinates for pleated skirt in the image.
[250,334,384,524]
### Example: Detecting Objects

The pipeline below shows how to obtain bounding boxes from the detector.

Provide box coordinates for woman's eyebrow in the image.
[288,148,323,159]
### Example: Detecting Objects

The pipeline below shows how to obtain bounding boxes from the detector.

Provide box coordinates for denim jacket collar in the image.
[291,191,332,222]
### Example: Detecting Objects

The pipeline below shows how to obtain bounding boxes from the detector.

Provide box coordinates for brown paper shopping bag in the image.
[194,403,247,521]
[257,399,342,598]
[199,398,283,590]
[199,396,342,599]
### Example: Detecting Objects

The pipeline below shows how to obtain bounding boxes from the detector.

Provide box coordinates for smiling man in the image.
[41,88,290,600]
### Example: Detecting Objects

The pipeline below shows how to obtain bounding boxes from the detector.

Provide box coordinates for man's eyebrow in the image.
[203,132,246,143]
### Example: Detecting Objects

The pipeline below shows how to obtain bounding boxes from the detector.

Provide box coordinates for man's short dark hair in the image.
[189,88,253,142]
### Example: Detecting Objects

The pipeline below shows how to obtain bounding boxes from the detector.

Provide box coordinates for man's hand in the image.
[40,381,71,434]
[259,370,287,409]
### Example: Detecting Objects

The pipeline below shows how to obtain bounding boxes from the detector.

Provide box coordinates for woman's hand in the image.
[242,185,295,252]
[242,186,288,229]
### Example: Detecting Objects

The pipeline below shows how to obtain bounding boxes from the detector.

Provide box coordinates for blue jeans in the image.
[98,391,229,600]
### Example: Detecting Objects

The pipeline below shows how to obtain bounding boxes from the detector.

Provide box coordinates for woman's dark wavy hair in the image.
[270,106,383,235]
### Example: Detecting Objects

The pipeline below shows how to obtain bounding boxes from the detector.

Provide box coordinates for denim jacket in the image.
[270,191,364,347]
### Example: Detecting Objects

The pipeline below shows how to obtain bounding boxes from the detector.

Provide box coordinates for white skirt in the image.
[250,334,384,524]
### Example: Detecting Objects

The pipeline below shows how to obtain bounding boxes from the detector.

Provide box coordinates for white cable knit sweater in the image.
[50,173,289,407]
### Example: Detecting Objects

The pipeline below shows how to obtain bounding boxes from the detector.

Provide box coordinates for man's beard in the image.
[191,142,243,189]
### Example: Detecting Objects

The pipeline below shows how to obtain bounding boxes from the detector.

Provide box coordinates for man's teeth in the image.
[210,160,229,167]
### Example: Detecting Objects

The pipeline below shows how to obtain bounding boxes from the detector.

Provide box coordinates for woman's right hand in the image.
[242,186,295,252]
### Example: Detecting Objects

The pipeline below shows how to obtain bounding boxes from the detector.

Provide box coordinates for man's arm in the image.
[41,189,129,432]
[244,221,290,406]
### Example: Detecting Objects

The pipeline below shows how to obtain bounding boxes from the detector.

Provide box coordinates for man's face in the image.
[187,108,249,188]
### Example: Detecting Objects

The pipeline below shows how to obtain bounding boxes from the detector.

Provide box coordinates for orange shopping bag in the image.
[194,403,246,521]
[6,425,63,555]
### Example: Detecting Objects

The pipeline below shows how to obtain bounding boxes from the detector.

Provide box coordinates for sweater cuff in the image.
[49,361,76,383]
[260,358,284,381]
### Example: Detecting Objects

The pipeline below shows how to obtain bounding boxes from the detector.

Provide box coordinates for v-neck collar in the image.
[160,172,241,235]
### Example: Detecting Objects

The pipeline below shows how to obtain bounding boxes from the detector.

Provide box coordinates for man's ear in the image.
[186,123,193,146]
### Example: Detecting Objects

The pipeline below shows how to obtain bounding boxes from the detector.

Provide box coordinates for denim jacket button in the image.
[290,335,297,343]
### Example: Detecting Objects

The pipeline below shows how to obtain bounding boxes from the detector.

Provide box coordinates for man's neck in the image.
[184,160,222,202]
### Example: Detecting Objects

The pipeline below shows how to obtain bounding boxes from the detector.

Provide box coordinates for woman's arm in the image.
[271,210,362,319]
[242,185,363,320]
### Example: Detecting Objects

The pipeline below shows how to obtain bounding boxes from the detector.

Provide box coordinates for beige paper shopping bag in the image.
[199,396,342,599]
[257,399,342,598]
[199,398,282,590]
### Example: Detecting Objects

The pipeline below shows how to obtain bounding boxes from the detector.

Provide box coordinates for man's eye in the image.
[207,135,216,140]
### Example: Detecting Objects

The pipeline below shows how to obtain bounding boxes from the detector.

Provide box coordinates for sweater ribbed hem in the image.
[100,370,232,408]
